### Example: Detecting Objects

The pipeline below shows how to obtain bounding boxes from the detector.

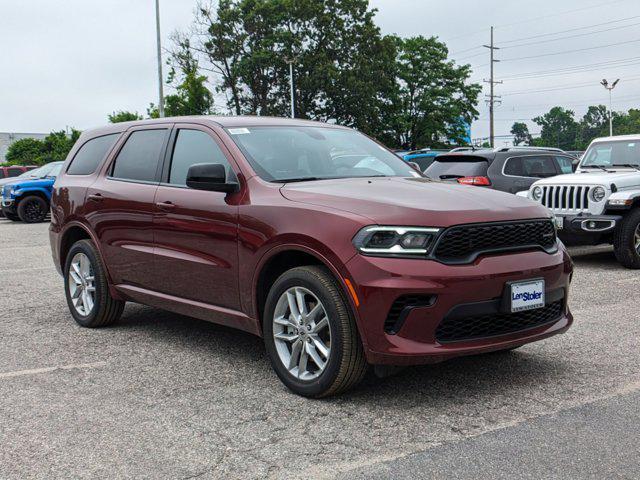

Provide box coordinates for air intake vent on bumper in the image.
[385,295,436,335]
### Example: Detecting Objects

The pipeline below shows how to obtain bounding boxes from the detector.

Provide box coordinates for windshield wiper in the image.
[612,163,640,171]
[274,177,326,183]
[581,165,612,172]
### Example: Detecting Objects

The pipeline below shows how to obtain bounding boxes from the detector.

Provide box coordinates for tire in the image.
[263,266,368,398]
[17,195,48,223]
[4,212,20,221]
[613,208,640,269]
[64,239,124,328]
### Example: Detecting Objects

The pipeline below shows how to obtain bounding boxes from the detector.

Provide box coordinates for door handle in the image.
[155,201,176,211]
[87,193,103,202]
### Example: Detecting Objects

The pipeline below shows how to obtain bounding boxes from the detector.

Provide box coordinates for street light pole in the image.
[600,78,620,136]
[155,0,165,118]
[285,57,295,118]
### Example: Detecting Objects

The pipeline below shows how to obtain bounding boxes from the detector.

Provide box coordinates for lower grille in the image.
[435,300,564,343]
[385,295,436,334]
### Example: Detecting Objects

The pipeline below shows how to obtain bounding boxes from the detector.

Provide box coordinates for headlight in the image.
[353,226,440,257]
[591,186,606,202]
[531,186,543,201]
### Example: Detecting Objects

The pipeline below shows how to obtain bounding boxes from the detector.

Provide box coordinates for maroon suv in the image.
[49,117,573,397]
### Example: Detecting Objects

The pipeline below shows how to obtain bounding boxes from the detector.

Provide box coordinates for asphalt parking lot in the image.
[1,219,639,479]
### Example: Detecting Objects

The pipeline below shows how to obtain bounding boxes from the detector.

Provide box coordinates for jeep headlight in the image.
[353,226,440,257]
[531,186,543,201]
[591,186,606,202]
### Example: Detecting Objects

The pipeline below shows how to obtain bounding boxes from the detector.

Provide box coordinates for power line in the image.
[501,20,640,50]
[500,76,640,96]
[500,56,640,80]
[500,14,640,44]
[501,38,640,62]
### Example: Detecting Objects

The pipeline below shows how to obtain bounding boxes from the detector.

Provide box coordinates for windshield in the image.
[227,126,418,182]
[581,140,640,167]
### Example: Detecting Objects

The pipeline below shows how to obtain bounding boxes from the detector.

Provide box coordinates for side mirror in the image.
[186,163,239,193]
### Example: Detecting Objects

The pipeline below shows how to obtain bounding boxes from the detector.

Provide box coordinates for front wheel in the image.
[3,211,20,221]
[613,208,640,269]
[17,196,48,223]
[64,239,124,327]
[263,266,368,397]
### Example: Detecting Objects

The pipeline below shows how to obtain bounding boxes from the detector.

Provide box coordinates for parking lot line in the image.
[0,361,107,379]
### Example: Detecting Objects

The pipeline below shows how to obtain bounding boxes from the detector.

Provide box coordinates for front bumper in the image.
[1,199,16,217]
[346,248,573,365]
[556,214,622,246]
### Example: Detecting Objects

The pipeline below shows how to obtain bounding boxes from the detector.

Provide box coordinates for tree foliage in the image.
[510,122,532,146]
[532,107,579,150]
[173,0,479,147]
[4,130,80,166]
[108,111,143,123]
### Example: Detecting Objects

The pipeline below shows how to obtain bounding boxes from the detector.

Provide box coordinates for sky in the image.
[1,0,639,144]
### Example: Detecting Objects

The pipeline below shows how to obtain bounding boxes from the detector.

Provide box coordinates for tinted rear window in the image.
[67,134,120,175]
[425,156,489,179]
[111,130,167,182]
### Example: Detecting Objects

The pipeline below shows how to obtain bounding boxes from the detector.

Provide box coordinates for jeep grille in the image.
[540,185,590,212]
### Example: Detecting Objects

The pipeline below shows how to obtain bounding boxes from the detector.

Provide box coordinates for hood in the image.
[533,170,639,189]
[7,177,55,190]
[280,177,549,227]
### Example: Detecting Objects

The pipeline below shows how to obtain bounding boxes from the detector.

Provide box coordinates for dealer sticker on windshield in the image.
[510,279,545,313]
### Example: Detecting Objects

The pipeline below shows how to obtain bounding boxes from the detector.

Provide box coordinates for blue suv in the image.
[1,162,63,223]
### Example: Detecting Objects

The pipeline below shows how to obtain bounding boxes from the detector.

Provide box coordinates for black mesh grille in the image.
[385,295,435,334]
[434,220,556,263]
[435,300,564,343]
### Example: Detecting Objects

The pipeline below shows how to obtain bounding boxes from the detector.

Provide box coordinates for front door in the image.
[152,124,241,310]
[86,125,170,287]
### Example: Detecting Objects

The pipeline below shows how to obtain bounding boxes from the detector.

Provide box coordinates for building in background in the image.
[0,132,48,163]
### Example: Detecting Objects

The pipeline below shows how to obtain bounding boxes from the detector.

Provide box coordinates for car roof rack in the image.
[494,146,564,153]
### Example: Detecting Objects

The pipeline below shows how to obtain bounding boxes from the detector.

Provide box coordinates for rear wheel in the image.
[263,266,368,397]
[64,240,124,328]
[17,196,48,223]
[613,208,640,269]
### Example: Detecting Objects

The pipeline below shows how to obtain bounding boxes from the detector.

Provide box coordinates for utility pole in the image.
[483,26,502,148]
[601,79,620,136]
[155,0,165,118]
[285,57,296,118]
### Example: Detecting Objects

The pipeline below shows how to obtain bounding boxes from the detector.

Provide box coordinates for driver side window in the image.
[169,129,235,186]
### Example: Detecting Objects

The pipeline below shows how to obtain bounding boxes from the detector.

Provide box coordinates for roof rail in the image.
[494,146,564,153]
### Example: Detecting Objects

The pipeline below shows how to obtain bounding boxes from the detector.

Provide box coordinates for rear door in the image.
[501,155,559,193]
[151,123,241,310]
[86,125,171,287]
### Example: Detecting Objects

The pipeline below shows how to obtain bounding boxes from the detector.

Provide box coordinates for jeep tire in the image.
[17,195,48,223]
[613,208,640,269]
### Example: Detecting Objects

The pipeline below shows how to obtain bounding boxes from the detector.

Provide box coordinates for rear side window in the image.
[111,129,167,182]
[67,134,120,175]
[504,155,557,178]
[169,129,235,186]
[7,168,23,177]
[425,156,489,179]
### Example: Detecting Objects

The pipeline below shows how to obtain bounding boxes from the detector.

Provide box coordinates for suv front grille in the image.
[435,300,564,343]
[433,220,556,263]
[540,185,591,212]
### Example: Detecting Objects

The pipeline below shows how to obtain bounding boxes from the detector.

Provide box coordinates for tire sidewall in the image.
[614,208,640,268]
[63,241,106,327]
[17,196,48,223]
[263,268,348,397]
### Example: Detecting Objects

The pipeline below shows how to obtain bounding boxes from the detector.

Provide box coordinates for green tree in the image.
[183,0,403,140]
[4,138,46,165]
[577,105,608,149]
[108,111,143,123]
[510,122,532,146]
[378,36,480,149]
[532,107,579,150]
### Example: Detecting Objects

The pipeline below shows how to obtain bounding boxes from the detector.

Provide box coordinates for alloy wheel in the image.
[68,252,96,316]
[24,200,44,222]
[272,286,331,380]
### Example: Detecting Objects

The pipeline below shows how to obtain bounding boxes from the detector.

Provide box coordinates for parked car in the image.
[522,135,640,268]
[425,147,576,193]
[50,117,572,397]
[403,149,449,171]
[1,161,63,222]
[0,164,37,180]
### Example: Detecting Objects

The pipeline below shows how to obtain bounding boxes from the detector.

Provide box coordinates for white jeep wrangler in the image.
[523,135,640,268]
